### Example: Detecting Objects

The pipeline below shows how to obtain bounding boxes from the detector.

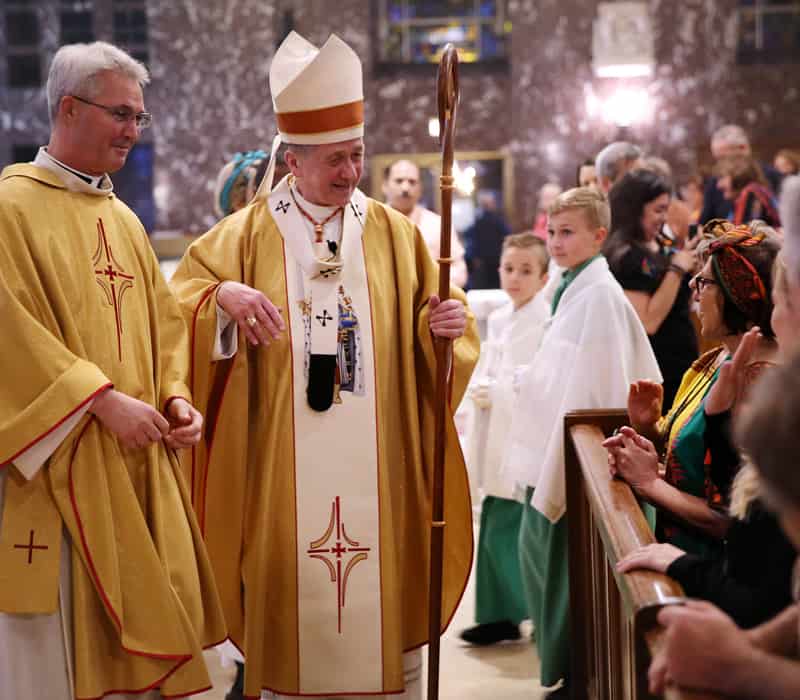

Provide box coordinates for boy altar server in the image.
[460,233,549,646]
[503,187,662,697]
[170,32,479,700]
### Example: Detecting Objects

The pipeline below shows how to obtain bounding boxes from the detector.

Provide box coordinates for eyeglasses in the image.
[70,95,152,130]
[691,275,718,294]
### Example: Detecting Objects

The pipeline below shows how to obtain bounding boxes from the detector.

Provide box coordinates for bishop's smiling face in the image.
[287,138,364,207]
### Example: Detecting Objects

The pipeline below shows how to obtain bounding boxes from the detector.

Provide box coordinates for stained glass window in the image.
[60,0,95,45]
[4,2,41,87]
[113,0,149,65]
[378,0,510,64]
[738,1,800,63]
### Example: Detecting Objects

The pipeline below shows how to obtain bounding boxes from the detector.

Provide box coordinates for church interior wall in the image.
[0,0,798,235]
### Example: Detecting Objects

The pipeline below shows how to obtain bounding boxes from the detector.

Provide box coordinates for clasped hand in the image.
[602,426,660,493]
[91,389,203,450]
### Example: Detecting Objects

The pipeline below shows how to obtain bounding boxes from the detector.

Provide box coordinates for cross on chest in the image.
[14,529,48,564]
[275,200,291,214]
[316,309,334,327]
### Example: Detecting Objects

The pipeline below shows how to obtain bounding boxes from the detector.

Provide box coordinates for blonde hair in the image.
[548,186,610,231]
[729,463,761,520]
[502,232,549,271]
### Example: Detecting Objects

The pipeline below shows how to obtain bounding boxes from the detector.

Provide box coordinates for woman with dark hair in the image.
[605,169,699,407]
[605,222,781,557]
[717,155,781,228]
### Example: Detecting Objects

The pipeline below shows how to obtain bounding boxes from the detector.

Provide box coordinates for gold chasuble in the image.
[0,165,226,698]
[170,181,479,698]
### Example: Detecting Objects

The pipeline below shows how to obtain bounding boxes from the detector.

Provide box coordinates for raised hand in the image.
[217,281,285,347]
[628,380,664,431]
[705,326,761,416]
[90,389,170,449]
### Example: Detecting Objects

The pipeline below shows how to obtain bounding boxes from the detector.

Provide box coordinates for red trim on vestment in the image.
[188,283,220,504]
[67,418,200,694]
[361,233,388,690]
[198,357,235,535]
[280,235,303,692]
[1,382,113,467]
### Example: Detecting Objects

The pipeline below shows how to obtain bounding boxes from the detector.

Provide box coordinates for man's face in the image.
[67,70,144,175]
[289,138,364,207]
[383,160,421,216]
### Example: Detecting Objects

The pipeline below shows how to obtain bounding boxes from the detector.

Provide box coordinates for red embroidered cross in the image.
[14,529,48,564]
[92,218,135,362]
[307,496,371,634]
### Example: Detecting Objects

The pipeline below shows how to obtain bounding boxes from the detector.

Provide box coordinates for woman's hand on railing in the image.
[602,426,660,495]
[616,543,685,574]
[628,380,664,433]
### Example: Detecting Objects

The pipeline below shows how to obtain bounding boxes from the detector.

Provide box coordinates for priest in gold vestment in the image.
[0,42,225,700]
[170,32,478,700]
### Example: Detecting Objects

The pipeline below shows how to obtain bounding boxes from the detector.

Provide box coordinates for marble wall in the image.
[1,0,798,232]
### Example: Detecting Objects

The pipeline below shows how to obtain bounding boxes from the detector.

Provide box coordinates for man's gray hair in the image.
[780,175,800,283]
[47,41,149,124]
[711,124,749,149]
[595,141,642,184]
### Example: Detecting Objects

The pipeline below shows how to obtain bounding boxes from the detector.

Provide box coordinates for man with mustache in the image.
[0,42,225,699]
[383,158,468,287]
[171,32,478,700]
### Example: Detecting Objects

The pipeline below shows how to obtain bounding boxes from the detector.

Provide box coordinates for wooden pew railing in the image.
[564,410,723,700]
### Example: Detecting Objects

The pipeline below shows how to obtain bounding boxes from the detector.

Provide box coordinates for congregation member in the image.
[0,41,225,700]
[576,157,597,188]
[645,175,800,699]
[502,187,661,697]
[171,32,478,700]
[460,233,550,647]
[716,154,781,228]
[213,149,268,218]
[594,141,643,193]
[382,158,467,287]
[615,247,798,628]
[606,221,780,556]
[605,169,698,407]
[464,190,511,289]
[699,124,783,224]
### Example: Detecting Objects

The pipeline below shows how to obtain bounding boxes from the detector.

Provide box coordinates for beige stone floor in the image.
[195,522,546,699]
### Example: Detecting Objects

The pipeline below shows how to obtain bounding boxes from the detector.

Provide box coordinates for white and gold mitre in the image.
[270,31,364,145]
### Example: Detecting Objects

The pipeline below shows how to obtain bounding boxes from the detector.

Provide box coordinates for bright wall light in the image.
[453,162,476,195]
[585,87,652,128]
[595,63,653,78]
[428,117,440,138]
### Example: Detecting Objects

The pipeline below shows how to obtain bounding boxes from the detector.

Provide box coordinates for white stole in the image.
[268,177,385,694]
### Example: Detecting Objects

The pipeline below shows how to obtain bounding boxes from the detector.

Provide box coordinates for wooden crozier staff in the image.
[427,43,459,700]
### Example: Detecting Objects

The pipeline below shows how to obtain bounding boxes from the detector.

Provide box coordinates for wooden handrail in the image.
[564,410,724,700]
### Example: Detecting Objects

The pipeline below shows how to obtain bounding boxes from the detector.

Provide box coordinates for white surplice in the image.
[502,256,662,523]
[462,294,549,501]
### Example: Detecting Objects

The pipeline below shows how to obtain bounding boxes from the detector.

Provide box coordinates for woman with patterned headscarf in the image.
[604,220,781,557]
[212,149,268,218]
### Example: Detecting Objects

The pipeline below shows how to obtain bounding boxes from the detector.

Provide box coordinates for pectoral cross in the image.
[316,309,334,327]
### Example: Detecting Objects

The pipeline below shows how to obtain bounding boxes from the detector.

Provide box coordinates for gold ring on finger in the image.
[246,316,258,327]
